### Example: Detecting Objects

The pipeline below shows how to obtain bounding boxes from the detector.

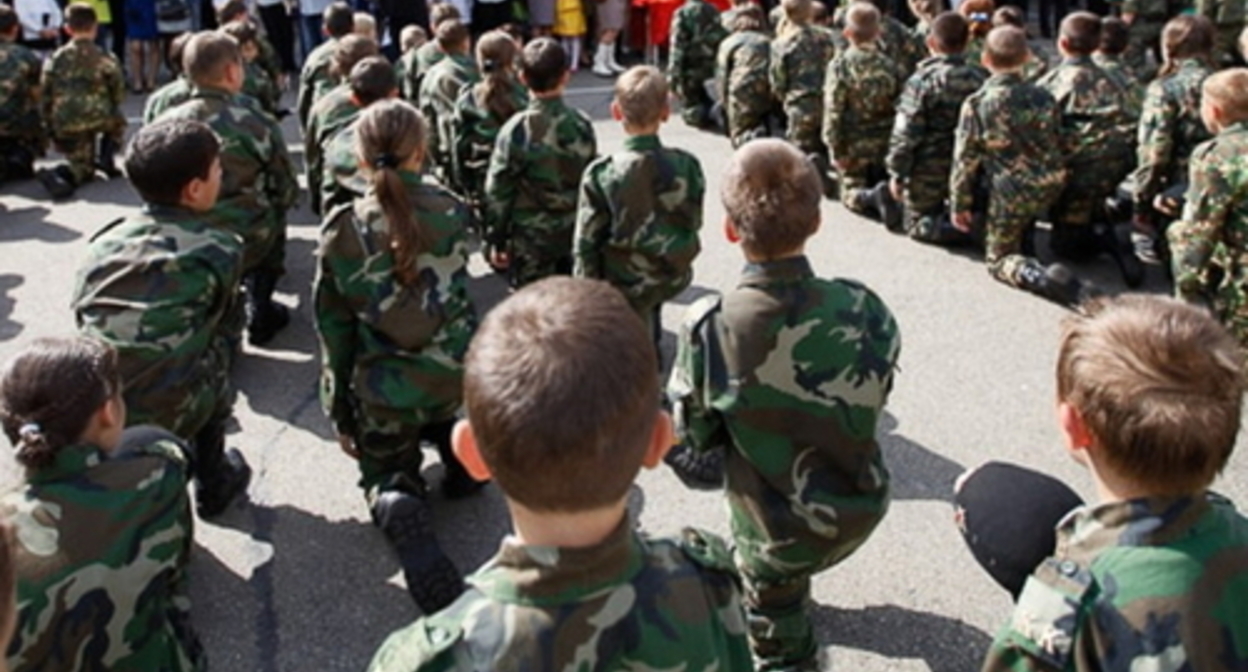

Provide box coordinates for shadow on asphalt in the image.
[879,412,965,503]
[0,274,24,342]
[812,603,993,672]
[0,203,80,244]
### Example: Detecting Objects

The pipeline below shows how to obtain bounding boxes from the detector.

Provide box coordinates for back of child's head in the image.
[124,118,221,206]
[353,99,428,286]
[220,19,258,49]
[991,5,1023,29]
[429,1,461,28]
[1059,11,1100,56]
[0,4,19,35]
[984,25,1028,69]
[1057,295,1244,496]
[731,4,765,32]
[960,0,994,39]
[844,2,881,43]
[166,31,192,75]
[1099,16,1129,55]
[909,0,940,23]
[722,139,821,258]
[782,0,812,26]
[931,11,969,53]
[1204,68,1248,124]
[183,30,241,86]
[0,336,119,471]
[64,2,97,33]
[476,31,522,119]
[353,11,376,38]
[614,65,668,128]
[520,37,568,93]
[434,18,469,52]
[463,276,659,513]
[216,0,246,24]
[349,55,397,105]
[1161,14,1214,66]
[323,2,354,38]
[330,33,379,79]
[400,23,427,53]
[811,1,828,25]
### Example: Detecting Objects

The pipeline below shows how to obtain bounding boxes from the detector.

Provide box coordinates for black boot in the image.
[807,153,838,200]
[1095,223,1144,288]
[371,489,465,613]
[37,165,76,200]
[192,419,252,518]
[426,421,486,500]
[873,182,903,232]
[664,441,725,491]
[1015,261,1094,308]
[96,135,123,179]
[246,271,290,346]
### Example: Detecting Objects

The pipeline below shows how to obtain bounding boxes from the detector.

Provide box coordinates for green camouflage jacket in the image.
[418,52,480,188]
[242,59,281,118]
[982,494,1248,671]
[298,37,340,130]
[72,206,243,438]
[366,521,754,672]
[1133,58,1213,209]
[668,257,900,582]
[401,42,447,103]
[2,429,203,672]
[573,133,704,315]
[1092,53,1143,125]
[1036,55,1134,168]
[305,84,363,215]
[668,0,728,95]
[314,170,476,436]
[770,24,839,150]
[144,76,193,124]
[319,122,370,216]
[823,44,906,161]
[716,29,773,147]
[40,38,124,137]
[449,78,529,207]
[887,53,987,181]
[0,40,43,144]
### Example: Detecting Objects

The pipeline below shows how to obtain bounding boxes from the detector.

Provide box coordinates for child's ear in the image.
[1057,401,1094,465]
[182,177,206,208]
[660,100,670,122]
[640,410,675,469]
[610,100,624,121]
[452,419,493,481]
[97,394,124,434]
[723,217,741,244]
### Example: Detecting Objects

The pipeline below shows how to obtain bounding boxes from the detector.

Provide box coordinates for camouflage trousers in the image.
[1124,18,1164,77]
[740,572,818,672]
[508,221,575,288]
[982,177,1063,289]
[904,166,967,244]
[727,104,772,149]
[675,71,715,125]
[0,136,38,182]
[349,405,459,502]
[54,130,120,185]
[1050,158,1132,257]
[220,230,286,351]
[838,154,888,216]
[1212,272,1248,350]
[782,103,824,155]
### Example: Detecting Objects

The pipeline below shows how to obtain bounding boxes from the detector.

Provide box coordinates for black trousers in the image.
[258,3,297,72]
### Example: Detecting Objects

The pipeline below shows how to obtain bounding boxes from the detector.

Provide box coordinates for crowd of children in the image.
[0,0,1247,669]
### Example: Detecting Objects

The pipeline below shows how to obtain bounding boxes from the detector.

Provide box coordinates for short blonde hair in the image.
[984,25,1029,69]
[353,11,376,38]
[845,1,880,42]
[400,24,427,52]
[1204,68,1248,124]
[1057,295,1244,495]
[614,65,668,127]
[782,0,812,25]
[721,139,821,258]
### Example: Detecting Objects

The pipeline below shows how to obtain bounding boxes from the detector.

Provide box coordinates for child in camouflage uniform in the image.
[770,0,838,192]
[573,66,704,356]
[304,36,381,215]
[957,295,1248,671]
[1095,17,1144,124]
[315,99,480,616]
[394,23,427,99]
[0,4,42,184]
[668,0,727,128]
[400,1,459,102]
[142,32,193,123]
[667,139,900,671]
[72,119,253,519]
[1169,69,1248,346]
[297,1,355,129]
[368,276,754,672]
[716,5,773,147]
[484,38,596,286]
[316,57,398,213]
[823,2,905,221]
[221,21,282,119]
[36,3,125,199]
[417,19,478,192]
[0,337,205,672]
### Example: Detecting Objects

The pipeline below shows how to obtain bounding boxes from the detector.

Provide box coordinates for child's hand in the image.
[489,249,510,270]
[337,434,360,460]
[1153,194,1179,217]
[952,211,973,233]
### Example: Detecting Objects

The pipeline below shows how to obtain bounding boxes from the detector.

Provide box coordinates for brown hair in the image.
[330,34,379,79]
[722,139,821,258]
[0,4,19,35]
[520,37,568,93]
[960,0,994,38]
[1158,15,1214,78]
[931,11,969,52]
[64,2,97,32]
[1203,68,1248,124]
[216,0,246,23]
[1057,295,1244,495]
[435,18,469,53]
[845,1,881,43]
[400,24,427,52]
[474,31,522,121]
[220,19,258,48]
[1099,16,1129,55]
[732,4,765,32]
[782,0,813,25]
[0,336,119,471]
[348,55,397,105]
[614,65,668,127]
[463,277,658,512]
[991,5,1024,28]
[354,99,429,286]
[909,0,940,24]
[429,1,461,28]
[167,31,192,75]
[984,25,1028,69]
[184,31,242,86]
[1059,10,1100,55]
[323,2,354,37]
[124,118,221,206]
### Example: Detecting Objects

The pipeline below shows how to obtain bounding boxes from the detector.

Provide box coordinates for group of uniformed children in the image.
[0,0,1247,669]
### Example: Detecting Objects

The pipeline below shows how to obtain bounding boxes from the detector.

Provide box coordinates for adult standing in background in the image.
[125,0,159,91]
[15,0,62,56]
[257,0,297,75]
[155,0,191,75]
[378,0,428,59]
[470,0,509,35]
[530,0,554,36]
[591,0,626,75]
[84,0,114,53]
[299,0,332,61]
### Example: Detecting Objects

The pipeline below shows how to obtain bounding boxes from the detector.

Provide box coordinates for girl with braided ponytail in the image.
[0,336,203,671]
[314,98,480,615]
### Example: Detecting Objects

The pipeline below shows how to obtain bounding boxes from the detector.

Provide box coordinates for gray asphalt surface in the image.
[1,75,1245,672]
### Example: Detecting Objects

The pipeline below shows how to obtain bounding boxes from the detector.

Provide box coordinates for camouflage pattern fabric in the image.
[887,53,986,242]
[1037,56,1135,232]
[1169,122,1248,346]
[255,34,283,87]
[573,133,704,333]
[72,206,244,440]
[314,170,476,452]
[0,40,44,153]
[400,42,447,103]
[667,256,900,671]
[716,28,774,147]
[823,44,905,212]
[1198,0,1246,65]
[770,24,838,153]
[483,95,596,287]
[242,60,281,119]
[305,84,363,215]
[952,72,1066,289]
[880,13,925,78]
[668,0,728,124]
[41,38,125,183]
[156,87,298,277]
[1,429,204,672]
[449,78,529,211]
[1093,53,1144,125]
[144,76,193,124]
[1132,58,1212,219]
[982,495,1248,671]
[367,522,754,672]
[1120,0,1175,74]
[297,37,340,130]
[419,52,480,192]
[319,122,370,216]
[395,47,419,101]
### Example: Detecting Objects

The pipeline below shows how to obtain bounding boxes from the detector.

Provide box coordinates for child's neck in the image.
[624,123,661,137]
[533,88,564,100]
[744,247,805,263]
[507,499,627,548]
[850,39,876,50]
[1088,458,1200,505]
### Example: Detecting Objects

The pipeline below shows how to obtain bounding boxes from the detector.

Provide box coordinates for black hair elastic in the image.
[372,153,397,169]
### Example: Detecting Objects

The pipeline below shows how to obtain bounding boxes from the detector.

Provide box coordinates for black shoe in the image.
[96,136,122,179]
[195,448,252,517]
[372,490,465,613]
[663,441,725,491]
[807,153,838,200]
[1096,224,1144,288]
[247,302,289,346]
[37,166,75,200]
[441,467,487,500]
[874,183,903,232]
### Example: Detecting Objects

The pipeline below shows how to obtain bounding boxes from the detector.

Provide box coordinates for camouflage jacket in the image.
[1036,55,1134,167]
[823,44,906,161]
[573,134,704,314]
[395,47,420,101]
[319,122,370,216]
[1195,0,1244,26]
[315,170,476,435]
[450,78,529,206]
[366,521,754,672]
[1092,53,1143,125]
[1133,58,1213,208]
[669,0,728,90]
[1121,0,1172,18]
[880,14,925,77]
[982,494,1248,671]
[144,76,193,124]
[72,206,243,438]
[0,40,43,143]
[156,87,298,272]
[2,429,203,672]
[887,53,987,181]
[951,72,1065,214]
[716,29,773,146]
[483,95,596,251]
[305,84,363,215]
[1169,122,1248,333]
[667,257,900,582]
[242,60,281,118]
[769,24,838,145]
[400,42,447,104]
[419,53,480,183]
[298,37,339,130]
[40,38,124,137]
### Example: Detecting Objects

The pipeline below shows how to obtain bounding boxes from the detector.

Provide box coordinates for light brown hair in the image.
[183,31,242,86]
[782,0,812,26]
[64,2,97,32]
[429,1,461,28]
[984,25,1028,70]
[400,24,427,52]
[348,55,397,105]
[435,18,469,53]
[1099,16,1129,55]
[474,31,522,121]
[354,100,429,285]
[1059,10,1101,56]
[845,1,881,43]
[1203,68,1248,125]
[931,11,969,52]
[614,65,668,128]
[463,277,659,512]
[722,139,821,258]
[1057,295,1244,495]
[330,33,379,79]
[1159,14,1214,78]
